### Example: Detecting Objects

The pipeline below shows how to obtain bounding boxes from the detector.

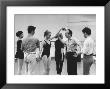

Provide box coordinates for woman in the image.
[40,29,61,75]
[40,30,52,75]
[15,31,24,75]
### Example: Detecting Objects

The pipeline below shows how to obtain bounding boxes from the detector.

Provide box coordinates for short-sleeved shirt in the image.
[22,36,40,53]
[65,38,79,53]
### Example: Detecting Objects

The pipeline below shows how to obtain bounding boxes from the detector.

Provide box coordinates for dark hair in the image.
[68,29,72,37]
[44,30,51,37]
[16,31,23,37]
[58,33,63,38]
[82,27,91,35]
[27,26,36,34]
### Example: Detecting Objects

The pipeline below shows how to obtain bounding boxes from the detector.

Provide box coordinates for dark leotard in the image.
[42,40,51,58]
[15,40,24,59]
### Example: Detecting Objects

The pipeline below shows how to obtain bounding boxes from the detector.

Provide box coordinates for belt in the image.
[24,52,36,54]
[84,53,93,56]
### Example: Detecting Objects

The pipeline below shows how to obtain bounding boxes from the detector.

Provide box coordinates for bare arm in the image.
[39,41,45,57]
[50,28,62,40]
[58,37,66,46]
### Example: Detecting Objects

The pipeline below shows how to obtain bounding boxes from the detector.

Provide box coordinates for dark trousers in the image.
[66,52,77,75]
[83,55,93,75]
[55,53,64,74]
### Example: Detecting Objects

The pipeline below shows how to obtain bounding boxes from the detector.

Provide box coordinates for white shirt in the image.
[82,36,94,55]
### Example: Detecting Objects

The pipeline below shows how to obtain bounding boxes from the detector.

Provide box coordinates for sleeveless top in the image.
[15,40,24,59]
[42,40,51,57]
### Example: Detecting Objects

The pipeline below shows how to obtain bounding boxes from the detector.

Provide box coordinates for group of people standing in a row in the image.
[15,26,95,75]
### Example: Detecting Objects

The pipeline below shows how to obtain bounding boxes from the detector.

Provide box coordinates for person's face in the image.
[83,32,87,38]
[32,30,35,35]
[20,33,23,39]
[65,30,72,39]
[59,34,63,39]
[68,34,71,39]
[60,34,63,39]
[46,32,51,39]
[65,30,69,38]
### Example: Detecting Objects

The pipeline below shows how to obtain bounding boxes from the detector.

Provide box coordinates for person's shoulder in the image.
[55,39,59,42]
[88,36,94,41]
[32,37,39,41]
[17,39,22,43]
[90,37,94,43]
[22,37,27,43]
[22,36,28,41]
[41,40,46,44]
[65,40,68,44]
[85,36,94,44]
[71,38,76,43]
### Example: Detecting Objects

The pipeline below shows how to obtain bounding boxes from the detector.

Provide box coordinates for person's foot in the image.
[57,72,61,75]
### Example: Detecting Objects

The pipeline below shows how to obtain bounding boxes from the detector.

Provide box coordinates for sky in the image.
[15,14,96,42]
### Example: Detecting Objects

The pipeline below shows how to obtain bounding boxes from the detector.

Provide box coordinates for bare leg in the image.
[17,59,20,74]
[47,57,51,75]
[42,55,48,75]
[24,62,29,75]
[18,59,24,75]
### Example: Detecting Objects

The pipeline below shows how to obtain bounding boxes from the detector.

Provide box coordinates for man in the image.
[65,29,81,75]
[55,33,64,75]
[57,28,80,75]
[82,27,94,75]
[22,26,40,74]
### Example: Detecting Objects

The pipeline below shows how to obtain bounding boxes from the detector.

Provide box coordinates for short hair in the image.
[58,33,63,38]
[27,26,36,34]
[82,27,91,35]
[44,30,51,37]
[68,29,72,37]
[16,31,23,37]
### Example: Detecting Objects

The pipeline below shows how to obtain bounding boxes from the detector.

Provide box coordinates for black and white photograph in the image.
[6,6,104,84]
[14,14,96,75]
[1,0,109,88]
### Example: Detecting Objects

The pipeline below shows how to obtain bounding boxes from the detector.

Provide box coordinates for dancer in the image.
[40,29,60,75]
[22,26,40,75]
[82,27,94,75]
[55,33,64,75]
[15,31,24,75]
[40,30,52,75]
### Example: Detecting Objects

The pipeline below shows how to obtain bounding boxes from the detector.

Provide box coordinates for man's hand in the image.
[73,53,78,57]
